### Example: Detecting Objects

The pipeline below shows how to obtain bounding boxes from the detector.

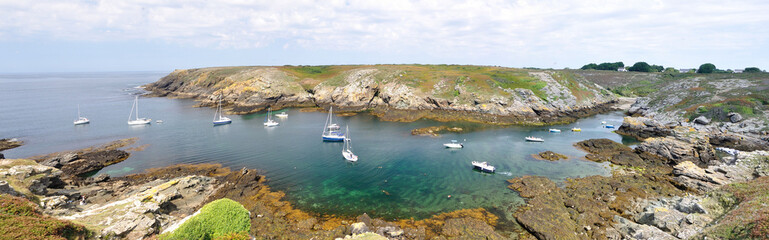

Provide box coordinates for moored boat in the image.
[73,104,90,125]
[471,161,495,173]
[342,125,358,162]
[127,96,151,125]
[275,111,288,118]
[604,124,615,129]
[571,127,582,132]
[322,107,345,141]
[443,140,463,148]
[548,128,561,133]
[263,108,279,127]
[524,136,544,142]
[213,98,232,125]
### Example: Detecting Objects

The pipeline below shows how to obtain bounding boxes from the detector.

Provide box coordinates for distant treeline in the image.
[581,62,763,74]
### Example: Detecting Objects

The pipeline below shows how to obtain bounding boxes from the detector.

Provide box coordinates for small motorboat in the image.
[443,140,463,148]
[571,128,582,132]
[156,120,164,123]
[275,112,288,118]
[601,121,607,124]
[471,161,495,173]
[525,136,544,142]
[604,125,615,129]
[549,129,561,133]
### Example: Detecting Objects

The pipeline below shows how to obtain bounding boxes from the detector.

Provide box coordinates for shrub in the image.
[160,198,251,240]
[697,63,717,73]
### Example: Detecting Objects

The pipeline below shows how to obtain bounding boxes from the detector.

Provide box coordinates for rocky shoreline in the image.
[144,66,621,125]
[1,139,514,239]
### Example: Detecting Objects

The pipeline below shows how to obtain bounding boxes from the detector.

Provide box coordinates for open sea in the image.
[0,72,635,222]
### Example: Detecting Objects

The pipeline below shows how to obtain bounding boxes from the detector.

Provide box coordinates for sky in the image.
[1,0,768,73]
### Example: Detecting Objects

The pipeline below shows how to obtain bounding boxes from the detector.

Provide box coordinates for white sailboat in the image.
[213,98,232,125]
[127,96,151,125]
[73,104,90,125]
[342,125,358,162]
[263,107,279,127]
[322,106,345,141]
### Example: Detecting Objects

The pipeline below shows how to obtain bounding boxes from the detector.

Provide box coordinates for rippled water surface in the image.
[0,72,631,220]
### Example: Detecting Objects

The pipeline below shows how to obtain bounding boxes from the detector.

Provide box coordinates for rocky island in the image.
[145,65,620,125]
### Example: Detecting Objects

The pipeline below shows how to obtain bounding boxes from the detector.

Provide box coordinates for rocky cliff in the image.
[146,65,617,124]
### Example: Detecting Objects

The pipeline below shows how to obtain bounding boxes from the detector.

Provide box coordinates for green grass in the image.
[160,198,251,240]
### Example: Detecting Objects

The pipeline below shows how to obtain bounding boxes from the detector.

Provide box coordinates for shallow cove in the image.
[0,72,629,221]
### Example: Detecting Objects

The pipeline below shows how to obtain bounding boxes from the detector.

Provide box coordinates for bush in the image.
[697,63,716,73]
[745,67,761,73]
[628,62,652,72]
[160,198,251,240]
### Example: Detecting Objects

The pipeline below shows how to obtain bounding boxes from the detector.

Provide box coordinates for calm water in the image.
[0,72,631,221]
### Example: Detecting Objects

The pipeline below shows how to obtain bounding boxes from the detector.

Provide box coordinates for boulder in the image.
[0,180,21,197]
[672,161,727,192]
[636,127,718,166]
[349,222,369,235]
[536,151,568,161]
[728,112,743,123]
[693,116,710,125]
[615,116,673,140]
[0,153,4,159]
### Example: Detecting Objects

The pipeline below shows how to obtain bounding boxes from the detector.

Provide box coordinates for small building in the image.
[679,68,695,73]
[617,67,628,72]
[734,69,744,73]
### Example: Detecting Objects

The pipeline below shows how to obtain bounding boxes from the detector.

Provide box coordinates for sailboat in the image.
[322,106,345,141]
[342,125,358,162]
[73,104,90,125]
[127,96,151,125]
[263,107,279,127]
[213,98,232,125]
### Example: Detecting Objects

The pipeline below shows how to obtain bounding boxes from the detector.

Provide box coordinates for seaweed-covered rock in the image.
[535,151,568,161]
[440,217,504,240]
[0,138,22,151]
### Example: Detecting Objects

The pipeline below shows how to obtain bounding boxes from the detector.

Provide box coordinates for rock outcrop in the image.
[615,116,673,140]
[635,127,718,166]
[145,65,618,125]
[0,138,22,151]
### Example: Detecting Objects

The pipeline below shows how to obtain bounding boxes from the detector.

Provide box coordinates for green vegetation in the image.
[697,63,716,73]
[627,62,664,72]
[0,194,90,239]
[703,176,769,239]
[580,62,624,71]
[160,198,251,240]
[745,67,762,73]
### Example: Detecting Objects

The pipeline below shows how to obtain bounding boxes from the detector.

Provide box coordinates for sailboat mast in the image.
[128,97,136,121]
[135,96,140,120]
[77,104,81,118]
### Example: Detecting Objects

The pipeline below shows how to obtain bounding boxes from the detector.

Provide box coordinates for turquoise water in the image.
[0,72,630,220]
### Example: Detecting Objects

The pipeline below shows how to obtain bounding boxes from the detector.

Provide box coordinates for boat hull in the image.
[443,143,463,148]
[128,119,151,125]
[213,120,232,125]
[343,150,358,161]
[323,135,345,141]
[74,120,90,125]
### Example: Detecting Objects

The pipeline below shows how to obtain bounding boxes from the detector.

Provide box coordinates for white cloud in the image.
[1,0,768,68]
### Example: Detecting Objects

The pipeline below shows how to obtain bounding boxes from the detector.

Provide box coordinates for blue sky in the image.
[1,0,768,73]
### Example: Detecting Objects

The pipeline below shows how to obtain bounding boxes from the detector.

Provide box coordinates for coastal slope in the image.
[146,65,617,124]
